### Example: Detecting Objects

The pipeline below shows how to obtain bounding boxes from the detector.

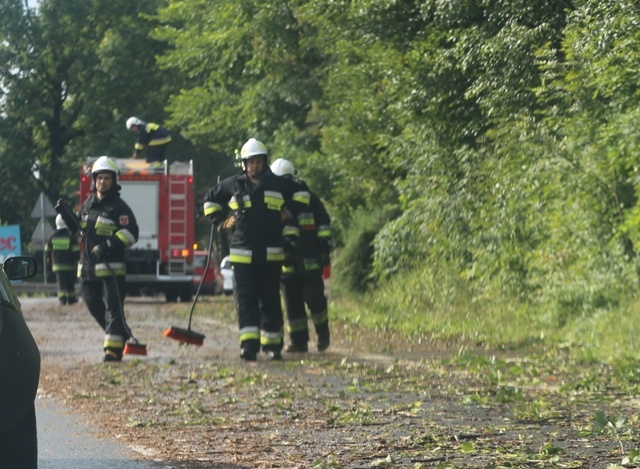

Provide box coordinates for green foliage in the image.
[332,207,399,294]
[5,0,640,365]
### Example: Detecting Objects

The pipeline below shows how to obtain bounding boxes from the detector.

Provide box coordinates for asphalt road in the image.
[21,296,176,469]
[37,393,165,469]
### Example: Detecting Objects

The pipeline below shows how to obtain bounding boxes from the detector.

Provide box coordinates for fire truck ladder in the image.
[168,176,188,275]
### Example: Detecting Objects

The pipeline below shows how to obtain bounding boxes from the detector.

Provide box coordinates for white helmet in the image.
[91,156,119,183]
[270,158,296,176]
[55,213,67,230]
[126,116,145,130]
[240,138,268,160]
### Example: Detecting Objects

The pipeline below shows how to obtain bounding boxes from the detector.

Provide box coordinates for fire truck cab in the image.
[79,157,195,302]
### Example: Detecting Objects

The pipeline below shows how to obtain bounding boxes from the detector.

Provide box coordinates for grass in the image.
[330,262,640,364]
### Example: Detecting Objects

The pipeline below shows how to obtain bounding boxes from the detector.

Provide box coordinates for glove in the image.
[280,207,292,222]
[91,240,111,261]
[219,216,237,231]
[55,199,81,234]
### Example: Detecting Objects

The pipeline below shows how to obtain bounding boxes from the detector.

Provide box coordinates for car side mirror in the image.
[3,256,38,280]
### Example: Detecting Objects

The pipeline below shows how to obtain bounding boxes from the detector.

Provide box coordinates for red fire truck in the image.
[79,157,195,302]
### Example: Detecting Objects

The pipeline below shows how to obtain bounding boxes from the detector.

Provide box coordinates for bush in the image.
[332,207,400,294]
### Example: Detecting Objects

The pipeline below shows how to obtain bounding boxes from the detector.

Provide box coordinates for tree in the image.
[0,0,168,228]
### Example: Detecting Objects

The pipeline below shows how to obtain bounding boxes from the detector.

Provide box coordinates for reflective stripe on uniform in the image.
[95,215,116,237]
[95,262,126,276]
[293,190,311,205]
[116,229,136,247]
[266,247,284,262]
[264,191,284,211]
[52,263,77,272]
[260,329,283,346]
[229,248,252,264]
[229,194,251,211]
[203,201,223,217]
[51,238,71,250]
[239,326,260,343]
[311,309,329,326]
[149,136,171,146]
[286,317,308,334]
[104,334,125,349]
[282,225,299,237]
[317,225,331,238]
[298,212,315,230]
[303,258,321,271]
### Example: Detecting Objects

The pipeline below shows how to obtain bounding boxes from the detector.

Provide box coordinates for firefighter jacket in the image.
[133,122,172,157]
[78,189,139,279]
[282,177,331,276]
[46,228,80,272]
[203,168,310,264]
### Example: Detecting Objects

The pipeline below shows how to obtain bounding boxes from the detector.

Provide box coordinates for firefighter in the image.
[203,138,310,361]
[125,116,172,163]
[45,214,80,305]
[78,156,139,362]
[270,158,332,353]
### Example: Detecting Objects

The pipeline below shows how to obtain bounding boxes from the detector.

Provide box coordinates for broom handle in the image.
[187,222,216,330]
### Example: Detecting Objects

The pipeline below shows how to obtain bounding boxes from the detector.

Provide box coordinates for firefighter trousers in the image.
[233,261,284,354]
[80,276,129,346]
[281,270,329,345]
[55,270,77,305]
[146,143,169,163]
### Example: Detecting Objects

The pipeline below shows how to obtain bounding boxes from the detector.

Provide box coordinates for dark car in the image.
[0,256,40,468]
[192,250,223,295]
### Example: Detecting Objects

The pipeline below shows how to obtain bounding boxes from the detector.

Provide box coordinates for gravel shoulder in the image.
[22,296,635,468]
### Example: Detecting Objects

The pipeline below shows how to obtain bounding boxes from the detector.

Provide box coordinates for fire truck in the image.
[79,157,195,302]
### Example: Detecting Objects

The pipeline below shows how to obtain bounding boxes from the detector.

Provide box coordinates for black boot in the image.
[317,330,330,352]
[103,347,123,362]
[285,342,308,353]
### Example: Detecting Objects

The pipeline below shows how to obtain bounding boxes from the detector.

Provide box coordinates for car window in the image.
[193,255,207,269]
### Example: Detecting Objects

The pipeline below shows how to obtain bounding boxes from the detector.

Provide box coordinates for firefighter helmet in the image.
[240,138,268,160]
[91,156,119,183]
[126,116,145,130]
[270,158,296,176]
[55,213,67,230]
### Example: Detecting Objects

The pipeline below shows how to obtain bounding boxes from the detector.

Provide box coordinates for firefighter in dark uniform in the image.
[126,116,172,163]
[45,214,80,305]
[78,156,139,362]
[271,158,332,353]
[203,138,310,361]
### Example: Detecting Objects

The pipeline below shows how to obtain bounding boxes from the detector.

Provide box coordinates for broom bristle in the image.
[123,342,148,356]
[164,326,205,346]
